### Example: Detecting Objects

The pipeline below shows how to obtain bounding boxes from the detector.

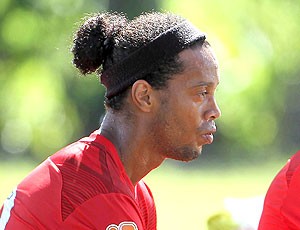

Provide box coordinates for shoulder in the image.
[286,150,300,186]
[7,132,128,224]
[271,150,300,189]
[259,150,300,229]
[50,133,130,220]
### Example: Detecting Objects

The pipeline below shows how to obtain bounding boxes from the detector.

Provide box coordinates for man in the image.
[259,150,300,229]
[0,11,221,229]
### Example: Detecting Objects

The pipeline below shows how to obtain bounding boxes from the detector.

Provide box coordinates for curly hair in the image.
[72,12,206,110]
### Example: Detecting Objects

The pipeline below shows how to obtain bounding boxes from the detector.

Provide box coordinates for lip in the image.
[201,133,214,144]
[201,128,216,144]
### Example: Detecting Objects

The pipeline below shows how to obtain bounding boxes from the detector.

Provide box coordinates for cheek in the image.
[169,104,200,137]
[183,102,202,126]
[158,95,201,137]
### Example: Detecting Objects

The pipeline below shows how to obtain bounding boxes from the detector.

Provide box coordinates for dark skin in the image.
[100,44,221,185]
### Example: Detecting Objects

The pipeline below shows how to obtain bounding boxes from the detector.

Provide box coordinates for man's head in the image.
[151,43,221,161]
[72,12,206,109]
[72,11,221,161]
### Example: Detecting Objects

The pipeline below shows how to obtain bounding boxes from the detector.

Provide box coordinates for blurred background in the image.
[0,0,300,229]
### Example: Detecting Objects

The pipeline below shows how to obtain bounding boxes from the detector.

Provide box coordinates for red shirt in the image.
[0,131,157,230]
[259,150,300,230]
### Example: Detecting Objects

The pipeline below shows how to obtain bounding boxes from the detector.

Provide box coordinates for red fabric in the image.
[259,150,300,230]
[0,131,156,230]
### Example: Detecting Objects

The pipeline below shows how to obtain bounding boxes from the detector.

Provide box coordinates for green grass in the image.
[144,160,285,230]
[0,159,285,229]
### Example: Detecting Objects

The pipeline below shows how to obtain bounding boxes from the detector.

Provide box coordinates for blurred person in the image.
[259,150,300,229]
[0,11,221,230]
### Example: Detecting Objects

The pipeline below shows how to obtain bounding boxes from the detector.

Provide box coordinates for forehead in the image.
[174,44,219,87]
[180,44,218,71]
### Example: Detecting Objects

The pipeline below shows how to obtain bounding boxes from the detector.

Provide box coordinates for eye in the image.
[198,91,208,98]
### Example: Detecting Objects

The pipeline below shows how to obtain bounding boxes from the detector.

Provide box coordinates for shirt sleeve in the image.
[259,151,300,230]
[281,163,300,229]
[258,162,290,230]
[57,193,144,230]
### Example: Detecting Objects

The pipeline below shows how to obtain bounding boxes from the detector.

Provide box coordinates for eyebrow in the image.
[188,80,219,88]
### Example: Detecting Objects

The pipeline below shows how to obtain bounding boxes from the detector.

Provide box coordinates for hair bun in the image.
[72,12,127,75]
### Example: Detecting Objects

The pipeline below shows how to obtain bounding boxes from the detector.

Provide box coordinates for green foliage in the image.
[0,0,106,159]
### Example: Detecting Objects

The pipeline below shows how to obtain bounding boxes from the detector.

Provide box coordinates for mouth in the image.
[200,127,217,144]
[201,132,214,144]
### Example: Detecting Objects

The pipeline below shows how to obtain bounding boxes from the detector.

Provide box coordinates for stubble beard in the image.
[165,145,202,162]
[153,120,202,162]
[151,114,203,162]
[152,93,202,162]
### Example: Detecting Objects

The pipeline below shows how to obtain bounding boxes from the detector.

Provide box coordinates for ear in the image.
[131,80,155,112]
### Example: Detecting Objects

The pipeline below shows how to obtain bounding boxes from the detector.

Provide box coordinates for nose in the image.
[204,97,221,120]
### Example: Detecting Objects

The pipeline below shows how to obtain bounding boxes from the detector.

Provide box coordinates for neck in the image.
[100,111,165,185]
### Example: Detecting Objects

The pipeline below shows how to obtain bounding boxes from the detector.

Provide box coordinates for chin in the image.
[169,146,202,162]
